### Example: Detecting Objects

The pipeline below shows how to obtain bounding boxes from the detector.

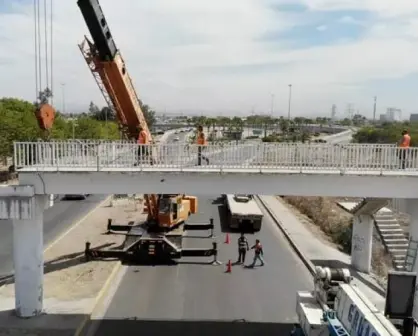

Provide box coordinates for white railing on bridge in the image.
[13,141,418,173]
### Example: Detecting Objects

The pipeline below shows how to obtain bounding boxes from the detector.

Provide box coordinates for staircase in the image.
[340,198,409,270]
[374,209,409,270]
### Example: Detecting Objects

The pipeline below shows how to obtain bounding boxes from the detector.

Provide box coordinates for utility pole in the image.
[288,84,292,120]
[373,96,377,122]
[61,83,66,114]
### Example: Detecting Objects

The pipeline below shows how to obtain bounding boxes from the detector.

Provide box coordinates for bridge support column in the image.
[351,214,373,273]
[405,199,418,318]
[12,195,46,317]
[0,186,47,317]
[406,199,418,270]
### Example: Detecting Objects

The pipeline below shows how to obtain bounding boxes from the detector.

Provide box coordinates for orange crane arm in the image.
[77,0,158,219]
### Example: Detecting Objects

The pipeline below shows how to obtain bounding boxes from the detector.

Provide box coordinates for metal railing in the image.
[13,141,418,173]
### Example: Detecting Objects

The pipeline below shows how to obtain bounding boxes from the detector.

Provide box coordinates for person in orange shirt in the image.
[398,129,411,169]
[196,125,209,165]
[136,125,154,166]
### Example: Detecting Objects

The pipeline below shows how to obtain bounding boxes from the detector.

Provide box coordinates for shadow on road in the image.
[311,259,385,296]
[0,243,114,286]
[82,318,296,336]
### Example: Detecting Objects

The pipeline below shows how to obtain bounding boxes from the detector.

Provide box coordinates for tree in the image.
[352,114,366,127]
[352,123,418,145]
[138,99,156,128]
[88,101,100,116]
[89,105,116,121]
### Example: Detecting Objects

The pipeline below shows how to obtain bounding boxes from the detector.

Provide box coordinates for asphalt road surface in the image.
[0,194,107,278]
[83,195,313,336]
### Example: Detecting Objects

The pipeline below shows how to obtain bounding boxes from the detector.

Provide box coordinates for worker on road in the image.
[196,125,209,166]
[398,129,411,169]
[250,239,264,267]
[237,233,249,264]
[136,125,154,166]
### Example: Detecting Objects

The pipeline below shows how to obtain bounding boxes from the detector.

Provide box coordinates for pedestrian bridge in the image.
[14,141,418,198]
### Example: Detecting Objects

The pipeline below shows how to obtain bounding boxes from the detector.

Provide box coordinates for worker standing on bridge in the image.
[136,125,154,166]
[237,233,249,264]
[250,239,264,267]
[196,125,209,166]
[398,129,411,169]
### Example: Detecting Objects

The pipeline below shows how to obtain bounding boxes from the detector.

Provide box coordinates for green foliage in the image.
[353,122,418,145]
[0,98,41,158]
[0,98,127,160]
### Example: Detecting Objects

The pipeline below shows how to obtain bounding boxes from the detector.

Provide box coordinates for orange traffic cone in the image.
[225,259,232,273]
[224,233,230,244]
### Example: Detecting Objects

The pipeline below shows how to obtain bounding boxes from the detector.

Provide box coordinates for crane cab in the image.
[158,195,198,228]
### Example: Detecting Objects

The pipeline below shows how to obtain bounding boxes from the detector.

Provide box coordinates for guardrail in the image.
[13,141,418,173]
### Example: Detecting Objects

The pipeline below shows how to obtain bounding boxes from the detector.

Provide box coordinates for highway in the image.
[82,195,314,335]
[0,194,107,279]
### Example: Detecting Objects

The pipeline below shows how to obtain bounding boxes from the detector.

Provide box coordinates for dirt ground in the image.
[281,196,393,281]
[0,195,146,335]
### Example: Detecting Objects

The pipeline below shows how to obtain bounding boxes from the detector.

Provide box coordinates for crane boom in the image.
[77,0,158,218]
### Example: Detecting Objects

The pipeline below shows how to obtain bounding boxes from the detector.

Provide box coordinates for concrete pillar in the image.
[12,195,46,317]
[351,214,373,273]
[405,199,418,318]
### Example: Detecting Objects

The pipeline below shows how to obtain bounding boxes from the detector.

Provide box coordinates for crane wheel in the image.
[35,103,55,131]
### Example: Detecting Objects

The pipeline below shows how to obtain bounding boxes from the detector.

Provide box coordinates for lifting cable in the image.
[33,0,53,105]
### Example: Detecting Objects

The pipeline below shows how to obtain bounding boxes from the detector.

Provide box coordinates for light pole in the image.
[373,96,377,123]
[61,83,66,114]
[287,84,292,120]
[72,121,76,139]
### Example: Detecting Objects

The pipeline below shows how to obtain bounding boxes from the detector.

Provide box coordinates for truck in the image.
[292,266,415,336]
[223,194,263,232]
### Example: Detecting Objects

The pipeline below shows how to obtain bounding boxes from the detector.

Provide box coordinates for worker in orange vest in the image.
[249,239,264,267]
[398,129,411,169]
[196,125,209,165]
[136,125,154,166]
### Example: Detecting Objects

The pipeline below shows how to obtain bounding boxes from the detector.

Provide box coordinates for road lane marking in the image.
[44,195,112,253]
[74,263,128,336]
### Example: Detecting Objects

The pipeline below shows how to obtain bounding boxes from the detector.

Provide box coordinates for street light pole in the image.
[61,83,66,114]
[373,96,377,123]
[287,84,292,120]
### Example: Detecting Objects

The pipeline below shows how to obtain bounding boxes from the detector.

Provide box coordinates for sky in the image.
[1,0,418,118]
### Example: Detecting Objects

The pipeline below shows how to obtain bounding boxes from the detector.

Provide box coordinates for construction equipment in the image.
[77,0,217,264]
[223,194,263,232]
[292,266,417,336]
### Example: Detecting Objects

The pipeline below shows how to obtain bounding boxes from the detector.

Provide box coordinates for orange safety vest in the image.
[137,130,148,144]
[196,131,207,145]
[400,134,411,148]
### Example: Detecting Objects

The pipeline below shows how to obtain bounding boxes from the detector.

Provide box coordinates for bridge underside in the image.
[18,171,418,198]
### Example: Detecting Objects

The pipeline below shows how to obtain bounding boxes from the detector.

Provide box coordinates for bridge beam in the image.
[351,214,373,273]
[0,186,46,318]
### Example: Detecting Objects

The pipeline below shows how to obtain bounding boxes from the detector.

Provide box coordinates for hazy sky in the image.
[1,0,418,118]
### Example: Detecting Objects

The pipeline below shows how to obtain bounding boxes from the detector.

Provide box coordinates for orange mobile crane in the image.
[77,0,218,264]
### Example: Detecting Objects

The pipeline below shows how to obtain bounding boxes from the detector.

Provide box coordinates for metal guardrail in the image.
[13,141,418,173]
